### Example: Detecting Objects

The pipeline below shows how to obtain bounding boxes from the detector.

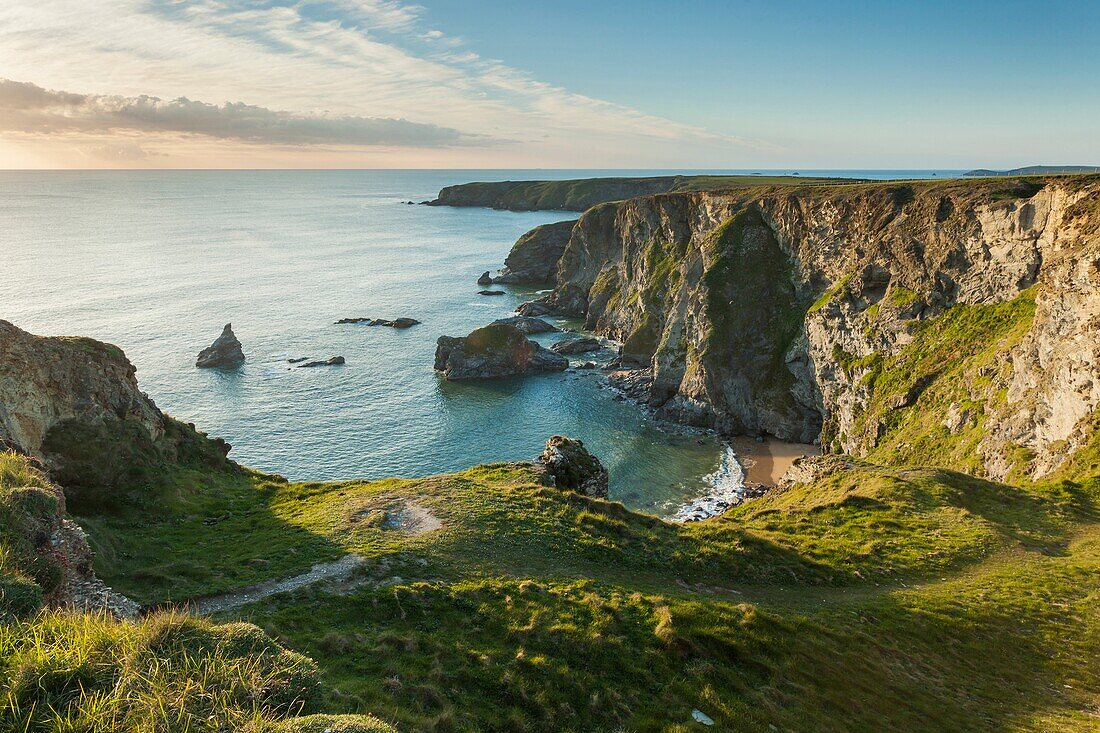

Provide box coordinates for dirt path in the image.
[191,554,366,615]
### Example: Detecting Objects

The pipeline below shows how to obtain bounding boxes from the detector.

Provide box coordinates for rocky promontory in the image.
[434,324,568,380]
[494,219,577,284]
[0,320,232,509]
[425,174,859,212]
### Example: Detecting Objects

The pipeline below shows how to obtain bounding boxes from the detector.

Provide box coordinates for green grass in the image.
[0,610,396,732]
[46,445,1098,731]
[846,290,1038,474]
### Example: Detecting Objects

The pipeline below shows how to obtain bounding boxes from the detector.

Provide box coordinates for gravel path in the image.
[191,554,366,615]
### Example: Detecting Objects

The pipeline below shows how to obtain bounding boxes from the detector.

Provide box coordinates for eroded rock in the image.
[434,324,567,380]
[489,316,559,334]
[537,435,609,499]
[196,323,245,369]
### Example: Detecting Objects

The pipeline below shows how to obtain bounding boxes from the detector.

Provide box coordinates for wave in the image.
[670,443,747,522]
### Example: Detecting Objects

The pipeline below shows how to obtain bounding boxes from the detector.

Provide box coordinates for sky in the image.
[0,0,1097,169]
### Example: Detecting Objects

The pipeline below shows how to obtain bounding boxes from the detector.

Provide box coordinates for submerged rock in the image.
[538,435,609,499]
[478,290,506,296]
[196,324,245,369]
[299,356,345,368]
[477,271,493,286]
[551,336,602,354]
[434,324,567,380]
[489,315,560,334]
[337,317,420,328]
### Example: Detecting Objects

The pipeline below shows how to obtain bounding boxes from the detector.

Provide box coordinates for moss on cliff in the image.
[848,290,1038,474]
[696,207,817,434]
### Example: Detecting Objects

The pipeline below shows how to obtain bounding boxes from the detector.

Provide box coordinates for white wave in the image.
[670,443,747,522]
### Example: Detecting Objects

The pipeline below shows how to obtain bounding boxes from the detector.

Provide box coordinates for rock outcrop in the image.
[434,324,568,380]
[551,336,602,355]
[494,219,577,284]
[298,357,345,368]
[337,317,420,328]
[537,435,609,498]
[489,316,560,334]
[477,271,493,286]
[532,175,1100,481]
[0,320,232,509]
[0,320,166,460]
[196,323,245,368]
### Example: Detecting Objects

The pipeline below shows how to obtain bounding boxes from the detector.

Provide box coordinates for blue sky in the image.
[0,0,1096,168]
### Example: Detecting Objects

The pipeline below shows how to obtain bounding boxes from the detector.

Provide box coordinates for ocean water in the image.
[0,169,959,515]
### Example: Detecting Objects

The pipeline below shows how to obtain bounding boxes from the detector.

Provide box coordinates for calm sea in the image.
[0,169,962,514]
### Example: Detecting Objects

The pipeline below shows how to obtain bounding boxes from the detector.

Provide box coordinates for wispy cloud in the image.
[0,78,476,147]
[0,0,771,167]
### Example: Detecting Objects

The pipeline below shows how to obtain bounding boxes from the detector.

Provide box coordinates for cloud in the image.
[0,0,774,166]
[0,78,477,147]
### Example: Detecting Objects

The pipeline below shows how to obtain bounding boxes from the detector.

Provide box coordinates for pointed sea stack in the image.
[196,323,245,369]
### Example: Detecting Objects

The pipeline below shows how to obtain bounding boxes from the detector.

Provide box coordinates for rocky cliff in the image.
[0,321,231,509]
[535,175,1100,482]
[427,174,859,212]
[494,219,577,284]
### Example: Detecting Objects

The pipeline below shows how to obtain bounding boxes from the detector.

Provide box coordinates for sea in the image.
[0,169,964,515]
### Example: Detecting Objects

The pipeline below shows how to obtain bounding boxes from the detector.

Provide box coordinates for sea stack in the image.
[196,323,245,369]
[477,271,493,285]
[434,323,568,379]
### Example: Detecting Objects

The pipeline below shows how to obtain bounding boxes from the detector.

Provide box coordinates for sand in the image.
[731,437,820,485]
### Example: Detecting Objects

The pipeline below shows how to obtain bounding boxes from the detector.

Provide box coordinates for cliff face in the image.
[494,219,577,284]
[0,321,165,458]
[541,176,1100,481]
[0,321,230,508]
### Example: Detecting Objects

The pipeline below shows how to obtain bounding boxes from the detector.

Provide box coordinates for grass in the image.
[0,610,396,732]
[24,443,1092,731]
[847,290,1039,474]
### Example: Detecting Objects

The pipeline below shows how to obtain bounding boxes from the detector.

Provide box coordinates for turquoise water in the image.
[0,169,959,514]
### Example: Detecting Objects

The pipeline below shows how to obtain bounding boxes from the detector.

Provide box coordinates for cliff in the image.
[537,175,1100,482]
[427,173,860,211]
[494,219,577,284]
[0,320,231,509]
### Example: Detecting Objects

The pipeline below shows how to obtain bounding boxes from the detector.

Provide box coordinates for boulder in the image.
[434,324,568,380]
[299,356,345,368]
[494,219,577,284]
[489,315,560,335]
[390,318,421,329]
[477,271,493,286]
[196,324,245,369]
[551,336,602,355]
[538,435,608,499]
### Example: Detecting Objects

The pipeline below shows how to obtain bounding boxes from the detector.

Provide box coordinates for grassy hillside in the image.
[10,440,1089,731]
